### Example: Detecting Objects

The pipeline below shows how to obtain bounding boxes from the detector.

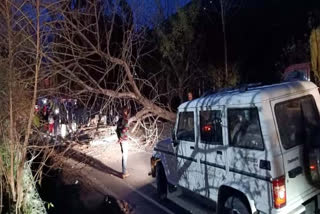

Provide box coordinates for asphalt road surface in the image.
[60,148,197,214]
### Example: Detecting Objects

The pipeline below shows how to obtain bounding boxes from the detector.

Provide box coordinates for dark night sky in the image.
[24,0,320,85]
[127,0,191,27]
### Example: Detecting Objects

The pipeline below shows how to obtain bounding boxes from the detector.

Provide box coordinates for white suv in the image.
[150,81,320,214]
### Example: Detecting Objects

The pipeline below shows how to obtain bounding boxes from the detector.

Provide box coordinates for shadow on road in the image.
[61,147,123,178]
[39,167,127,214]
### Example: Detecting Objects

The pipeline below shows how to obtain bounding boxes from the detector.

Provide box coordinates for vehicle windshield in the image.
[275,95,320,149]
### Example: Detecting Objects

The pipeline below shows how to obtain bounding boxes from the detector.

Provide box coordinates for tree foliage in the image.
[154,1,203,103]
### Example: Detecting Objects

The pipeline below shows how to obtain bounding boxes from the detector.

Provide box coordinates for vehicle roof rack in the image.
[201,83,263,98]
[238,82,263,92]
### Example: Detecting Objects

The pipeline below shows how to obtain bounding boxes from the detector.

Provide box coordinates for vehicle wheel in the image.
[156,162,167,201]
[223,196,250,214]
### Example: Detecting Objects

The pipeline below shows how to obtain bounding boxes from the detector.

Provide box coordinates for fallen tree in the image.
[44,0,176,125]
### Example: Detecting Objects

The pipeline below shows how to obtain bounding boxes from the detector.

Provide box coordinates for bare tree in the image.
[0,0,184,212]
[0,0,54,212]
[43,0,176,127]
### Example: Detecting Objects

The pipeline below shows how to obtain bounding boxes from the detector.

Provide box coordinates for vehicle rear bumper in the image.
[270,189,320,214]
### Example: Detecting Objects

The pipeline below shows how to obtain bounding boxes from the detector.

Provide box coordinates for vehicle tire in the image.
[156,162,167,201]
[223,195,250,214]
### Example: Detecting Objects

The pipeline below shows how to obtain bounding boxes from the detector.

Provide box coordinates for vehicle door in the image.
[272,95,320,203]
[197,107,227,199]
[226,107,269,203]
[175,110,199,191]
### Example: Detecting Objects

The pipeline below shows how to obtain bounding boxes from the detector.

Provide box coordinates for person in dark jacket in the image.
[117,106,130,178]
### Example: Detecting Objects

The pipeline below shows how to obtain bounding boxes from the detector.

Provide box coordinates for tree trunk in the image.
[220,0,228,84]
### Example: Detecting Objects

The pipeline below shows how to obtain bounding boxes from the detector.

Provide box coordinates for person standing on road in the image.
[117,105,130,179]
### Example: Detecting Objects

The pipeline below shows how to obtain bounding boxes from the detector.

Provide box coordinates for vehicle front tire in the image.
[223,196,250,214]
[156,162,167,201]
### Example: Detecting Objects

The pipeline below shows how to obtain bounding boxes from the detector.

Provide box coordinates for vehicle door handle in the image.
[217,151,222,155]
[190,146,195,150]
[288,166,302,178]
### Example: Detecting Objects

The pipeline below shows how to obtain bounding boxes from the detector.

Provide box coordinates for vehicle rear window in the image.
[228,108,264,150]
[177,112,195,142]
[275,95,320,149]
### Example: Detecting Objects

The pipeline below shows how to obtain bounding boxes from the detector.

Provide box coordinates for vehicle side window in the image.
[228,108,264,150]
[177,112,195,142]
[200,110,223,145]
[275,95,320,149]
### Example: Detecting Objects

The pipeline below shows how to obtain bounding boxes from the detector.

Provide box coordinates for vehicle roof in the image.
[179,81,318,109]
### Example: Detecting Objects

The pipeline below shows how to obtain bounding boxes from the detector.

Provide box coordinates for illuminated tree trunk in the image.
[310,28,320,81]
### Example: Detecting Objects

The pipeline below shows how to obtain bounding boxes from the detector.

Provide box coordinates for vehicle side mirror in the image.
[172,129,179,147]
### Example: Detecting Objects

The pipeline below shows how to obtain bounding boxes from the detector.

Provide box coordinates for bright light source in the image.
[72,122,77,132]
[61,124,67,138]
[310,165,317,170]
[54,108,60,115]
[203,125,212,132]
[42,98,48,105]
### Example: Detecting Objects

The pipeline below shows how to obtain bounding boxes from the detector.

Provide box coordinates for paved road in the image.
[61,148,193,214]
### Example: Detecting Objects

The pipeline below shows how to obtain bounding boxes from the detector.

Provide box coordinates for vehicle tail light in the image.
[310,164,317,171]
[309,153,318,171]
[272,176,286,209]
[308,155,319,182]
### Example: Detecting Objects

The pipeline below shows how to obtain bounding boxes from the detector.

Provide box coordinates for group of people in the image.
[33,97,78,138]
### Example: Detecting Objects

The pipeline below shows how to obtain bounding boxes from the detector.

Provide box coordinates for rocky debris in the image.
[89,135,118,146]
[75,126,118,146]
[104,195,134,214]
[89,126,118,146]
